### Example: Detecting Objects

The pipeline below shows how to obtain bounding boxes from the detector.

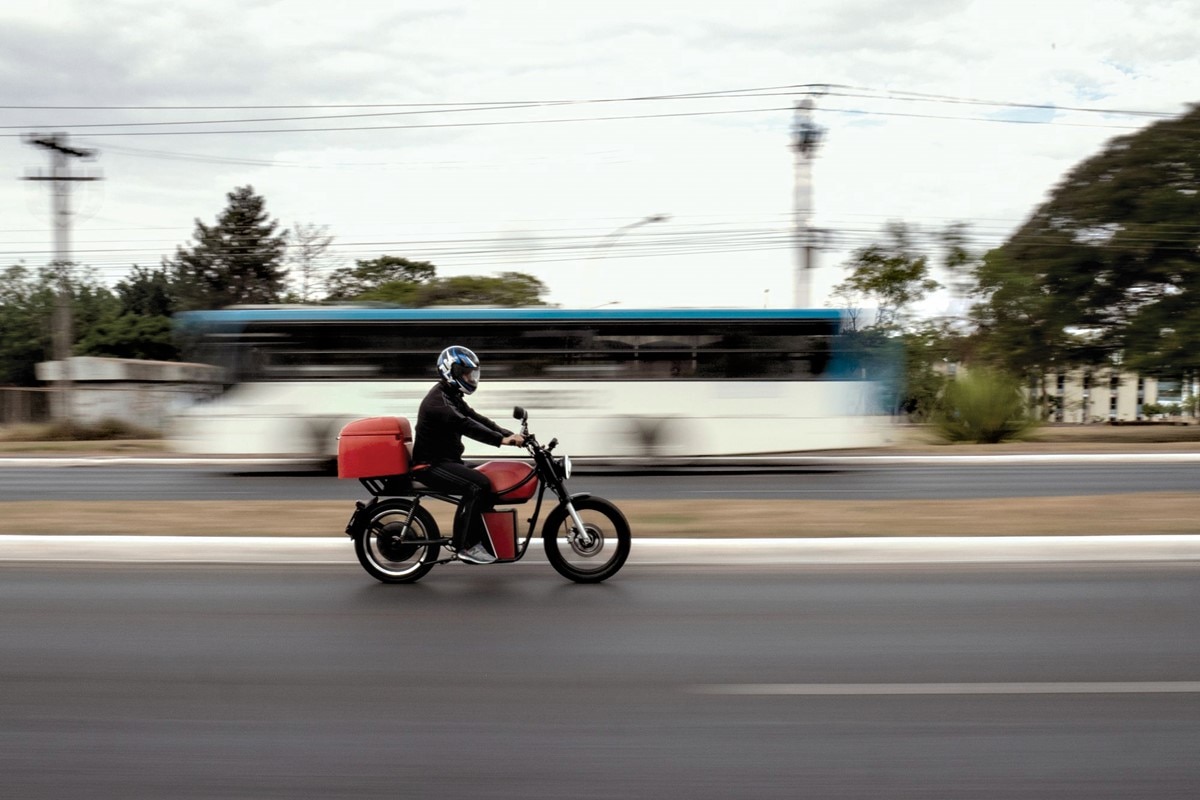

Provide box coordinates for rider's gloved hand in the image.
[501,434,526,447]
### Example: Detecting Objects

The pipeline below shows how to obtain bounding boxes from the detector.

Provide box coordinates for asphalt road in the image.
[2,461,1200,501]
[1,562,1197,799]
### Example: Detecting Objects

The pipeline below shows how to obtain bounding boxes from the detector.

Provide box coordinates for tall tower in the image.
[791,99,823,308]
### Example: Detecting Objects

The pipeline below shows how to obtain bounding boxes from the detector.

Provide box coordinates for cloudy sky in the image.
[2,0,1197,311]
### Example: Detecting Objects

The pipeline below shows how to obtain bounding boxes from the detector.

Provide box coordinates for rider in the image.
[412,346,525,564]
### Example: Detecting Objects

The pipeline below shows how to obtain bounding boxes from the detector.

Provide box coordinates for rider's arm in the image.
[433,394,507,447]
[462,403,513,441]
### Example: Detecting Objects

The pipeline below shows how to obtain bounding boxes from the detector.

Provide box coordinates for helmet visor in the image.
[461,367,480,388]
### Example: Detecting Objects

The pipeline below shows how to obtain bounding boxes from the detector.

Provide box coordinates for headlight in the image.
[559,455,572,480]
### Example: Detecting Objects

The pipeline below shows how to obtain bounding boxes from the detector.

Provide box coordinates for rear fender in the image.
[344,498,378,539]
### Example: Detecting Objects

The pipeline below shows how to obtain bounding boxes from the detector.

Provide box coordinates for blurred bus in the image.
[169,306,892,463]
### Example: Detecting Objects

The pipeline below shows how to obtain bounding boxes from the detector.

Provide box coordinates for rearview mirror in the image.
[513,406,527,422]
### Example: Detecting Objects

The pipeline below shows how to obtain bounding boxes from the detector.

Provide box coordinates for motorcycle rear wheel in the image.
[354,500,441,584]
[542,497,631,583]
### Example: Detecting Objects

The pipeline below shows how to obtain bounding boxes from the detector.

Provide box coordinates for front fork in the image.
[559,492,594,547]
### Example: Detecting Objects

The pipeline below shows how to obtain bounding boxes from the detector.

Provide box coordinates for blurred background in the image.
[1,2,1199,798]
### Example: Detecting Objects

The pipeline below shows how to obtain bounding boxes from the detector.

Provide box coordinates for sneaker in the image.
[458,542,496,565]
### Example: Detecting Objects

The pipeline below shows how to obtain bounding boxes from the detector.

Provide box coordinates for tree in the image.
[75,315,178,361]
[830,221,971,419]
[968,247,1076,416]
[325,255,435,303]
[0,264,120,385]
[412,272,548,307]
[75,265,179,361]
[116,264,175,317]
[168,185,289,310]
[830,221,943,332]
[0,264,54,385]
[974,105,1200,377]
[287,222,335,303]
[325,255,548,307]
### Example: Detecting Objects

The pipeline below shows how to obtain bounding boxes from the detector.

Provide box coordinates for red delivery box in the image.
[337,416,413,479]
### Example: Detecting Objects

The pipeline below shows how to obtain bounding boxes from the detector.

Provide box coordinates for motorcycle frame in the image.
[348,430,589,567]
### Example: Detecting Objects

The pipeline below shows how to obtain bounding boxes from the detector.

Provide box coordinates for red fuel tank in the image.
[477,460,538,503]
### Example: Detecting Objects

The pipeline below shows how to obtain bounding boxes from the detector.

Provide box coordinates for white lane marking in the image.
[4,453,1200,468]
[692,682,1200,695]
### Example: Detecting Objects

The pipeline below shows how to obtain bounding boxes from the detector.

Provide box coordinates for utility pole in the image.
[790,98,823,308]
[23,133,100,422]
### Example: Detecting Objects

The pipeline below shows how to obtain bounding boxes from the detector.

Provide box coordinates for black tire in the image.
[353,499,441,584]
[542,497,631,583]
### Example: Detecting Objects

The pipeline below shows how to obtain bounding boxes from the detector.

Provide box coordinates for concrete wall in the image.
[35,356,224,432]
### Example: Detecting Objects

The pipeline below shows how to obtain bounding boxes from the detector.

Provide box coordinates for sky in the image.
[1,0,1198,313]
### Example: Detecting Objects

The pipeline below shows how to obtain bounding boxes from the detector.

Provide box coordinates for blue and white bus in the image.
[169,306,892,462]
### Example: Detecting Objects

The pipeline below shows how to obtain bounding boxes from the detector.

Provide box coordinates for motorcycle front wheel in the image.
[542,497,631,583]
[353,499,442,584]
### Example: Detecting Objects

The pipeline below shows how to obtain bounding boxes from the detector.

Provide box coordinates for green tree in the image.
[168,185,289,310]
[974,105,1200,377]
[116,264,175,317]
[0,264,53,385]
[75,315,177,361]
[325,255,435,303]
[413,271,548,307]
[830,221,975,419]
[0,264,120,385]
[830,221,942,333]
[75,265,180,361]
[325,255,548,307]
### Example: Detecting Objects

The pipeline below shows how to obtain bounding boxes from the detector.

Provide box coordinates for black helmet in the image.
[437,345,480,395]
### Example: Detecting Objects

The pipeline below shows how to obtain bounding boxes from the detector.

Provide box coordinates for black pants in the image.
[421,461,494,550]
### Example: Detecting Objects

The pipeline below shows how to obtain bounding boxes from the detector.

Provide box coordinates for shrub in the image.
[933,368,1038,443]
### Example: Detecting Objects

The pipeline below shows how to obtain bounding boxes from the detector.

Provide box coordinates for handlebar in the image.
[513,406,551,453]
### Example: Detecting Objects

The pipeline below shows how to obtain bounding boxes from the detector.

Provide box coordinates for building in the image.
[1040,368,1194,423]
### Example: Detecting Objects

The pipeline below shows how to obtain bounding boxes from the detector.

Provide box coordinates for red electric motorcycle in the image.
[338,406,631,584]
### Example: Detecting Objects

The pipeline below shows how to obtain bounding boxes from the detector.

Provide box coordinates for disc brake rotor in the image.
[569,524,605,557]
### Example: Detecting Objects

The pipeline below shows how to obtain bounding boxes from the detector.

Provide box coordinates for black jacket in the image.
[411,381,512,465]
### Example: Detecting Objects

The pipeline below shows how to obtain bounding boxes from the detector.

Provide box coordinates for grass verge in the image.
[1,493,1197,537]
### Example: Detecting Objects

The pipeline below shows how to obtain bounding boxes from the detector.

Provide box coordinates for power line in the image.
[0,82,1179,118]
[0,83,841,111]
[2,104,797,138]
[3,84,1187,140]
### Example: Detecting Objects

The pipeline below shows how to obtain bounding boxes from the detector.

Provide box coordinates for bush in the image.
[933,368,1038,443]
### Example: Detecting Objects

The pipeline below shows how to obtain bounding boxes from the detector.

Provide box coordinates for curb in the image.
[3,535,1199,565]
[4,453,1200,469]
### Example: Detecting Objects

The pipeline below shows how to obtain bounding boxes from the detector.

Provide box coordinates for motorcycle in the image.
[337,406,631,584]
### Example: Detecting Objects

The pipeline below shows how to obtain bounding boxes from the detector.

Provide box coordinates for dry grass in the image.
[1,494,1197,537]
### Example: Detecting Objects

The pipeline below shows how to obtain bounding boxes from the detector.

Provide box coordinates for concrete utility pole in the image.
[790,99,823,308]
[23,133,100,422]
